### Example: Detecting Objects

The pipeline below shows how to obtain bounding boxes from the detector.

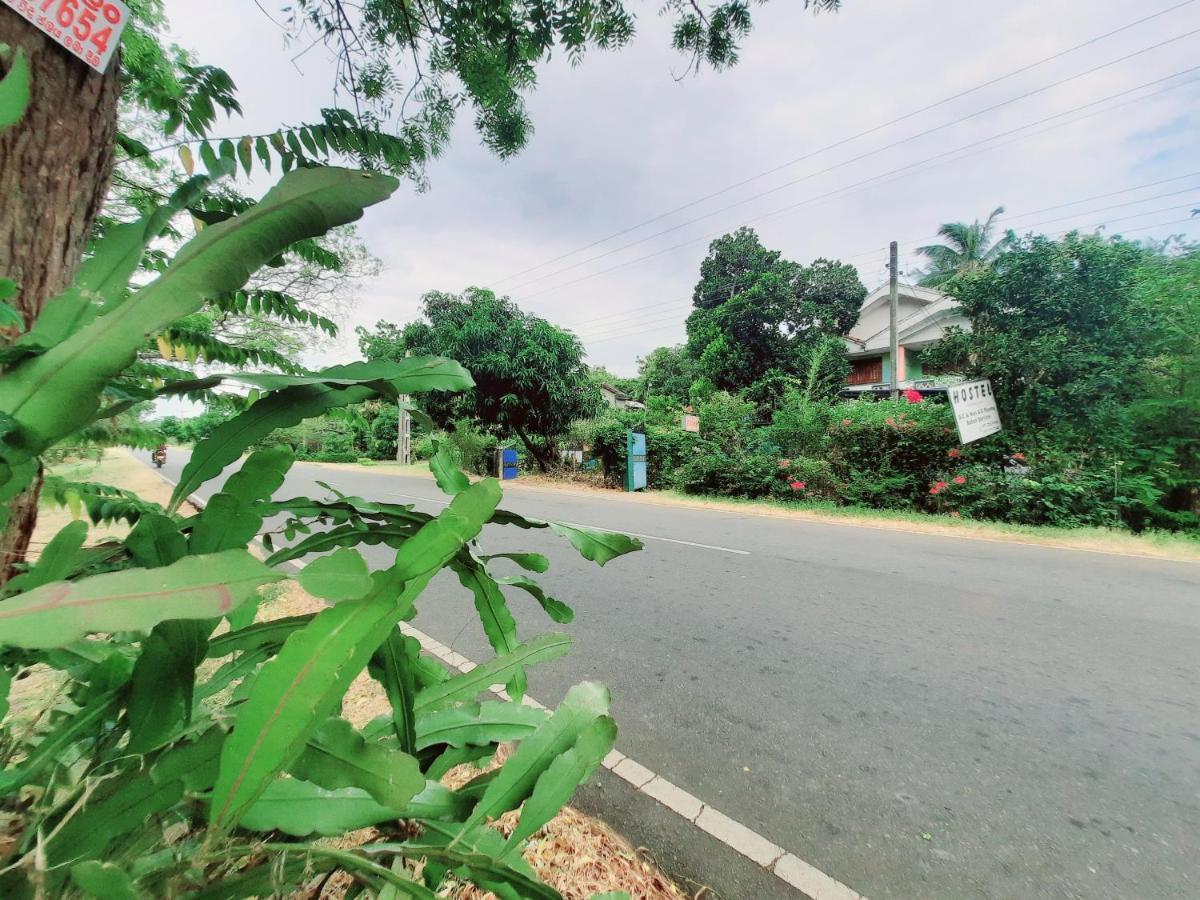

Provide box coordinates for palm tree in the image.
[915,206,1014,287]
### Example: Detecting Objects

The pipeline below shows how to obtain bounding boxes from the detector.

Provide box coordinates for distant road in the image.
[151,451,1200,899]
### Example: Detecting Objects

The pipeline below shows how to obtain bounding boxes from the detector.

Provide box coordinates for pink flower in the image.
[904,389,923,403]
[947,448,960,458]
[953,475,966,485]
[930,480,949,495]
[950,511,961,518]
[885,416,896,427]
[1012,452,1026,462]
[778,459,791,468]
[930,486,941,495]
[790,481,805,490]
[841,418,852,426]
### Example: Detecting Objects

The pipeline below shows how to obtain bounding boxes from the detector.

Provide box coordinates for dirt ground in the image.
[26,449,683,900]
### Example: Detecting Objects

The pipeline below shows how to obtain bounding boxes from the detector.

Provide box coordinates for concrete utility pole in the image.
[396,348,412,464]
[888,240,899,401]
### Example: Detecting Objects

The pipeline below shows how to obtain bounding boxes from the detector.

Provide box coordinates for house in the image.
[598,383,646,411]
[841,282,970,396]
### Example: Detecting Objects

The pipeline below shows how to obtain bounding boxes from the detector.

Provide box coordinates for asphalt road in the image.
[149,451,1200,900]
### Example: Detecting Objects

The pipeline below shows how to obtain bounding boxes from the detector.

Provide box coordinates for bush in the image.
[770,390,833,457]
[448,418,497,475]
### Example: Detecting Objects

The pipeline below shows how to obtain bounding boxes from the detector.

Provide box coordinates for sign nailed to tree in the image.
[3,0,129,73]
[948,379,1003,444]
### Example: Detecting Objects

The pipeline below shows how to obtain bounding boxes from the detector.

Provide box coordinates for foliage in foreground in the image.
[0,163,641,897]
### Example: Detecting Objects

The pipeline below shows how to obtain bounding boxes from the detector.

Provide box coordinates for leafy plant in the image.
[0,166,641,897]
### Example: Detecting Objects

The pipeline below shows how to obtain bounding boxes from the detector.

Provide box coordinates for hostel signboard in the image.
[948,379,1002,444]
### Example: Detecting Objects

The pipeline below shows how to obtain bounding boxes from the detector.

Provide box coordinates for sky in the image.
[163,0,1200,376]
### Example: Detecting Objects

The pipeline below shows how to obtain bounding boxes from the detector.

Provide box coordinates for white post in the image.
[889,241,899,401]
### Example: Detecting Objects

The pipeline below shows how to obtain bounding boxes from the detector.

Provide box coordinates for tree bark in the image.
[0,11,122,586]
[513,424,550,473]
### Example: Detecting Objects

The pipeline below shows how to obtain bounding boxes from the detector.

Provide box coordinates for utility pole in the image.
[888,241,899,401]
[396,348,412,464]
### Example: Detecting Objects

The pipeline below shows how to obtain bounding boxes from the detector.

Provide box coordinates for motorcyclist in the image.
[152,443,167,466]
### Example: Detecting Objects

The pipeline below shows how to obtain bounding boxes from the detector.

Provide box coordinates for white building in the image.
[842,282,970,396]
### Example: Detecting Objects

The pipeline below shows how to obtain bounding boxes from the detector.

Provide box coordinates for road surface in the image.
[148,451,1200,899]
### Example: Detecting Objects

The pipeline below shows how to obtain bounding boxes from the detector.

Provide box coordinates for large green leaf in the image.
[368,631,422,754]
[235,779,403,837]
[502,715,616,856]
[0,550,281,649]
[221,444,295,502]
[453,560,523,697]
[414,632,572,713]
[364,841,560,900]
[187,492,262,554]
[1,168,398,454]
[415,700,547,751]
[480,552,550,574]
[288,717,424,809]
[491,511,643,566]
[210,481,500,831]
[169,359,471,510]
[127,620,209,752]
[457,682,611,838]
[296,547,373,601]
[124,514,187,568]
[205,614,314,657]
[430,442,469,495]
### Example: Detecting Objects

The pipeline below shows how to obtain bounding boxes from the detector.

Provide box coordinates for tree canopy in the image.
[357,288,601,468]
[915,205,1014,287]
[684,228,864,398]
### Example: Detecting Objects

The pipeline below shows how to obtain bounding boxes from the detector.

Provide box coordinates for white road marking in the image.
[386,490,751,556]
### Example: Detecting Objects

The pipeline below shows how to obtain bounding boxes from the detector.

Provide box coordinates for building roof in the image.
[844,282,970,356]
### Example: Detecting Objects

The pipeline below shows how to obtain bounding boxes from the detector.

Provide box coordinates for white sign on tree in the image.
[948,379,1002,444]
[3,0,130,73]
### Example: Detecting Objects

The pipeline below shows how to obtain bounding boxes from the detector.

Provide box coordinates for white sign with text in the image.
[3,0,130,73]
[948,379,1002,444]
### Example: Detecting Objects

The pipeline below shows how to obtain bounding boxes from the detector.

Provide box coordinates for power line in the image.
[494,2,1198,285]
[515,65,1200,304]
[576,205,1200,345]
[560,170,1200,334]
[508,28,1200,293]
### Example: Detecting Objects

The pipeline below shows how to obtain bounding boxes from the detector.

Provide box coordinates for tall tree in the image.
[637,344,698,404]
[357,289,601,469]
[915,205,1014,287]
[684,228,864,395]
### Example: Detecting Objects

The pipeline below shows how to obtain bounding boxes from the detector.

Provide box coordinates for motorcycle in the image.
[151,448,167,468]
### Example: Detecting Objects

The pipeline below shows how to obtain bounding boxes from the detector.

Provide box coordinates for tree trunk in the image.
[513,425,550,473]
[0,12,122,586]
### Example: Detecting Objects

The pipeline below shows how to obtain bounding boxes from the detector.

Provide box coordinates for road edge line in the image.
[396,618,867,900]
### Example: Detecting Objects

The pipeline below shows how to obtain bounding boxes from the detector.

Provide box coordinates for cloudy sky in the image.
[164,0,1200,375]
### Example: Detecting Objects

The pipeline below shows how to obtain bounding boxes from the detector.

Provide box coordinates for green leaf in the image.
[414,632,572,713]
[0,48,31,130]
[288,717,424,808]
[124,513,187,568]
[0,666,10,722]
[491,512,643,567]
[238,779,404,837]
[205,614,313,657]
[458,682,611,837]
[237,136,254,175]
[368,631,421,754]
[454,560,520,670]
[210,481,500,831]
[187,492,262,554]
[415,700,547,751]
[222,444,294,502]
[169,359,471,511]
[1,168,398,455]
[430,443,469,495]
[0,691,122,796]
[2,520,87,594]
[70,861,140,900]
[127,620,209,752]
[255,136,272,171]
[481,552,550,574]
[297,547,373,601]
[498,575,574,624]
[363,842,560,900]
[0,550,281,649]
[502,715,616,855]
